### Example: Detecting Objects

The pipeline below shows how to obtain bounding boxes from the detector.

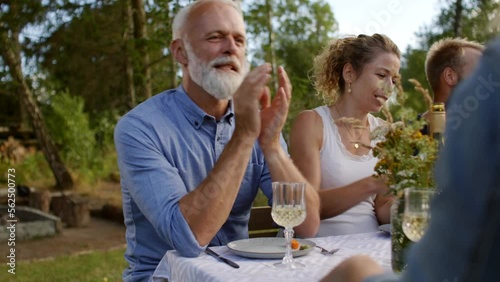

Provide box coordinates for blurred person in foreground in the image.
[114,0,320,281]
[289,34,400,236]
[321,37,500,282]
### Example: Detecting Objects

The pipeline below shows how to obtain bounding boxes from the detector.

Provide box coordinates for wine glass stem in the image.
[283,227,294,266]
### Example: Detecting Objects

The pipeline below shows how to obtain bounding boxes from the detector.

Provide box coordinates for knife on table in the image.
[205,247,240,269]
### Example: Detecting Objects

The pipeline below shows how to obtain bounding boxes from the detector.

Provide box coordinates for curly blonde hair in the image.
[313,34,401,104]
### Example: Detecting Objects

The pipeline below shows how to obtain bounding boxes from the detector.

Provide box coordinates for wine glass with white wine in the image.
[271,181,307,269]
[402,188,436,242]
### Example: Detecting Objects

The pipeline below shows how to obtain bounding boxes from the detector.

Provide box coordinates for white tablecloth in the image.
[152,231,392,282]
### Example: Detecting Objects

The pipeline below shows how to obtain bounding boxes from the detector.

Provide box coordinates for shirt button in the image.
[194,121,199,126]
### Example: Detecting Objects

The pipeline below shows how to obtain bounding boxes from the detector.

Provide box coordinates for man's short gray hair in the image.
[172,0,243,40]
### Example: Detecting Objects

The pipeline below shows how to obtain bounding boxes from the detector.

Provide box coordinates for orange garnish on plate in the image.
[291,239,300,249]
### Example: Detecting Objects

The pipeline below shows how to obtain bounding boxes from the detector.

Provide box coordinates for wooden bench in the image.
[248,206,280,238]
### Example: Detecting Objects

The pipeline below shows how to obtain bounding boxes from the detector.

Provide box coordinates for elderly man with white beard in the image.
[114,0,320,281]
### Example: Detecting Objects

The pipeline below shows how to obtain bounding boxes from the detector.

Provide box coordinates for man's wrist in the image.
[262,143,287,164]
[232,128,258,149]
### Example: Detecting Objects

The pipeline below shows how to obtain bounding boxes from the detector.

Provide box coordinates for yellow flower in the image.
[371,79,439,197]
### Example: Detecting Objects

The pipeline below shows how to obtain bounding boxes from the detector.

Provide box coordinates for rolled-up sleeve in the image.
[115,114,205,257]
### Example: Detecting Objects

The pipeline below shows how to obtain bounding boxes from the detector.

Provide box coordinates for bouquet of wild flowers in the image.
[369,79,441,272]
[370,79,439,198]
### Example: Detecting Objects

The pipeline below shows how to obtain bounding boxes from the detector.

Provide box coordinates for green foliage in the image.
[34,0,182,114]
[13,152,54,185]
[252,189,270,207]
[36,1,131,114]
[0,100,119,187]
[0,151,53,186]
[91,110,121,149]
[37,90,117,184]
[371,86,438,198]
[0,248,127,282]
[44,91,97,170]
[400,48,429,114]
[0,0,45,33]
[147,0,187,93]
[372,118,438,198]
[417,0,500,47]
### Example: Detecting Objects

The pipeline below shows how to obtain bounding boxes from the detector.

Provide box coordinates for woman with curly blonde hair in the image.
[290,34,401,236]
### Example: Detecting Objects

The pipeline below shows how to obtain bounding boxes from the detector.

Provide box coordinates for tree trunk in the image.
[28,190,52,213]
[453,0,463,37]
[123,0,136,109]
[266,0,278,92]
[131,0,152,99]
[1,27,74,190]
[63,197,90,228]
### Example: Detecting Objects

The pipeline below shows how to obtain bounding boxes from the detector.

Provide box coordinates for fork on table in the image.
[316,245,340,256]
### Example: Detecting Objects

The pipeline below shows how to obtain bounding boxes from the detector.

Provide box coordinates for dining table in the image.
[152,231,393,282]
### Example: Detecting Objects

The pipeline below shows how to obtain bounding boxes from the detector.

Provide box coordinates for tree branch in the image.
[147,54,170,68]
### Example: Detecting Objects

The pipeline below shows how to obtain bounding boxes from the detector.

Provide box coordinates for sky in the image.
[327,0,442,51]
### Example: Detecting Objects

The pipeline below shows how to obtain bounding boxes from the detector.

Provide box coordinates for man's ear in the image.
[342,63,354,83]
[442,66,459,87]
[170,39,189,66]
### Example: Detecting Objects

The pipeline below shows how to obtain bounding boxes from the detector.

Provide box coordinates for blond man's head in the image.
[425,38,484,102]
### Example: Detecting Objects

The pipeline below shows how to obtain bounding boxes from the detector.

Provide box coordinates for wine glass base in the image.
[273,261,305,269]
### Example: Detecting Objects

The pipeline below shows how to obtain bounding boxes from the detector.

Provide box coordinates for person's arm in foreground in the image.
[320,255,385,282]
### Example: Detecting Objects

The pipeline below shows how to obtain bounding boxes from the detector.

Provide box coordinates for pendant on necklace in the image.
[354,143,360,149]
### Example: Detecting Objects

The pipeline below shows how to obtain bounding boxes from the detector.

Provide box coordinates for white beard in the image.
[185,43,249,100]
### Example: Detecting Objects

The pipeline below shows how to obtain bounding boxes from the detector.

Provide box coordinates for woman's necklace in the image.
[345,123,366,149]
[334,104,367,149]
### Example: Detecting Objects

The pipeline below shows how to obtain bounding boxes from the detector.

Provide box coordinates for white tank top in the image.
[314,105,384,236]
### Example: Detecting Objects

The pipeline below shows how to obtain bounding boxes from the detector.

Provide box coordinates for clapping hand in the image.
[258,66,292,152]
[233,64,292,152]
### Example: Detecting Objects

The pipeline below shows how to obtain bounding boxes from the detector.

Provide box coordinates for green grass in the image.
[0,248,127,282]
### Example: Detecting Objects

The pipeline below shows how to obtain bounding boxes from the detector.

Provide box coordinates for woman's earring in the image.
[348,82,352,93]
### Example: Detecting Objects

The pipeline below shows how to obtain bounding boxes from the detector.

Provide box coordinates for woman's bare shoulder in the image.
[291,109,325,147]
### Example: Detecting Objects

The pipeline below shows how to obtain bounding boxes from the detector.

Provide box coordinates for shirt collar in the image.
[174,85,234,129]
[224,100,235,125]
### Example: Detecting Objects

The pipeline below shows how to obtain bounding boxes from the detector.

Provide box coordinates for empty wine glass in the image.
[402,188,436,242]
[271,181,306,269]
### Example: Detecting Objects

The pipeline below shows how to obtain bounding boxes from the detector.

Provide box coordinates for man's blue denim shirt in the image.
[114,85,287,281]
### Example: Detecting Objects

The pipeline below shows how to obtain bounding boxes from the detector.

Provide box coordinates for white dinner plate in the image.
[379,224,391,234]
[227,238,316,259]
